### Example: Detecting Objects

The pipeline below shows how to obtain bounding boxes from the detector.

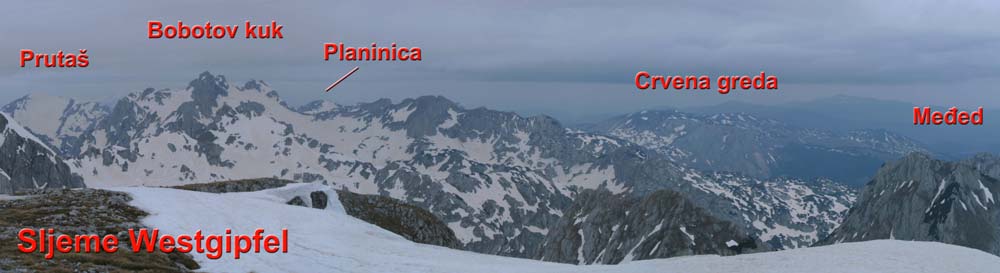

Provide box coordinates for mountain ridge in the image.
[816,152,1000,257]
[3,72,855,258]
[685,96,999,157]
[587,109,928,186]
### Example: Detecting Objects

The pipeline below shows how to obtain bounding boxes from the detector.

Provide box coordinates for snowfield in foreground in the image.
[117,185,1000,273]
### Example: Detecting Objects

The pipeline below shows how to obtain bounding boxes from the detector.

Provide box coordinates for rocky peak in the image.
[190,71,230,93]
[186,71,230,118]
[396,96,459,138]
[816,152,1000,256]
[0,113,85,194]
[240,79,266,92]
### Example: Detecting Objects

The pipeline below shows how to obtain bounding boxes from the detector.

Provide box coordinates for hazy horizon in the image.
[2,71,938,126]
[5,0,1000,122]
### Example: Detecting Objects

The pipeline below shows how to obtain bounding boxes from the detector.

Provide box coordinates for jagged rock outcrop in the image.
[816,153,1000,256]
[172,177,294,193]
[311,191,328,209]
[0,113,85,194]
[170,178,460,249]
[283,190,331,210]
[337,190,461,249]
[537,189,766,264]
[286,196,306,206]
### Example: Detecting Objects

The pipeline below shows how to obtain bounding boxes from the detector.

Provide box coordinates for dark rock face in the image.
[337,190,461,249]
[0,114,85,194]
[283,191,328,209]
[310,191,328,209]
[816,153,1000,256]
[295,100,336,115]
[172,177,295,193]
[537,189,766,264]
[170,178,460,249]
[0,189,198,272]
[287,196,306,207]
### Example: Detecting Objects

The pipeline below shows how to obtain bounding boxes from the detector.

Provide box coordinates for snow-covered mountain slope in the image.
[693,173,855,249]
[6,72,852,256]
[119,186,1000,273]
[1,93,108,156]
[588,110,929,186]
[0,113,84,194]
[816,153,1000,256]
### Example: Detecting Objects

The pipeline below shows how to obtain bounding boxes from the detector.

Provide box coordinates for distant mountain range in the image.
[685,95,999,157]
[586,110,928,186]
[1,72,854,260]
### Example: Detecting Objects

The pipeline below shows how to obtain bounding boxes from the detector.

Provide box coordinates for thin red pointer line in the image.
[325,66,360,92]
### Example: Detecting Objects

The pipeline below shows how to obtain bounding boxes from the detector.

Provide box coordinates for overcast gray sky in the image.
[3,0,998,122]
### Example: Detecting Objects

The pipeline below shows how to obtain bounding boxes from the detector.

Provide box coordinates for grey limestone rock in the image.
[0,114,85,194]
[816,153,1000,257]
[537,189,767,264]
